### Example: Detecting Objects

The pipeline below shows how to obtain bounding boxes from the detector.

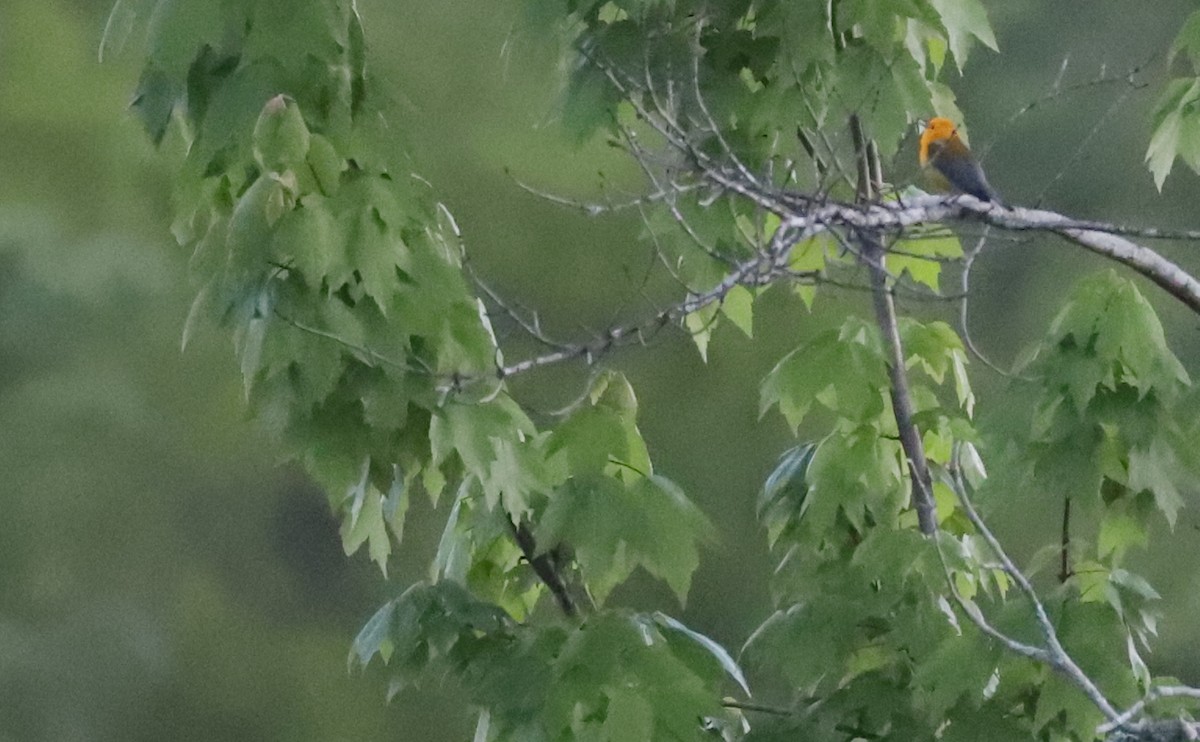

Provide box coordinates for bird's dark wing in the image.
[931,140,1001,203]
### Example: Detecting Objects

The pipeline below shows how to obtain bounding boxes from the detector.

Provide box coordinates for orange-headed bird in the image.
[918,117,1002,204]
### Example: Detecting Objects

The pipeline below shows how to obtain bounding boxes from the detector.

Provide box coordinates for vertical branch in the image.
[1059,495,1073,583]
[850,115,873,203]
[849,114,938,536]
[507,518,578,618]
[866,139,883,194]
[796,127,828,179]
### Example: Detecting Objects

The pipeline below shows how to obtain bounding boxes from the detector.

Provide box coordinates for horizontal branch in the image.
[450,193,1200,387]
[490,225,815,382]
[847,196,1200,315]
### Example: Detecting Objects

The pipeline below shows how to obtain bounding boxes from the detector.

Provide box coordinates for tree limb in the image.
[850,113,937,536]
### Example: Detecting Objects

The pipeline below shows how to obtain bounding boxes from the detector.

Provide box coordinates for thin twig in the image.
[721,699,798,717]
[949,443,1121,722]
[1099,685,1200,735]
[957,227,1022,378]
[1059,495,1073,584]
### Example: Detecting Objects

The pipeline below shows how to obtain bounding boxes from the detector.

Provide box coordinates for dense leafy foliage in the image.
[112,0,1200,739]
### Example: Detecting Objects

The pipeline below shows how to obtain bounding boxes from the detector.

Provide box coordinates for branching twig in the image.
[1099,685,1200,735]
[948,443,1121,723]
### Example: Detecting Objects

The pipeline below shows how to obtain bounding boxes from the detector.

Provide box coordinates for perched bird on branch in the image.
[918,117,1003,205]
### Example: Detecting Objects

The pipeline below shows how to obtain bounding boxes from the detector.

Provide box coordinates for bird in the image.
[918,117,1002,205]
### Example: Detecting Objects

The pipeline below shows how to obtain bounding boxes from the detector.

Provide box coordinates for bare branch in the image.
[846,197,1200,315]
[957,227,1025,379]
[850,113,937,535]
[1099,685,1200,736]
[949,443,1121,723]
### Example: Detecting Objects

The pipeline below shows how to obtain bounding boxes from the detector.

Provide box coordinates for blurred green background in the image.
[3,0,1200,739]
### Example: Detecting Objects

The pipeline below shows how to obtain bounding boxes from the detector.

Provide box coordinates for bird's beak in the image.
[917,119,928,134]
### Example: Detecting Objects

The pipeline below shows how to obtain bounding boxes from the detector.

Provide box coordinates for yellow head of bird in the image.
[919,117,961,166]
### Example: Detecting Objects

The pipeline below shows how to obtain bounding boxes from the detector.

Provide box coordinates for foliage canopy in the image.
[109,0,1200,738]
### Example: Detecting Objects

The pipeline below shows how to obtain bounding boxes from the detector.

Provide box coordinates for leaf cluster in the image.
[114,0,1200,739]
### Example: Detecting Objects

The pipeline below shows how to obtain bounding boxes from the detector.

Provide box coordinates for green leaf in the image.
[485,435,556,518]
[351,599,397,667]
[180,283,213,352]
[383,466,410,546]
[1169,9,1200,68]
[145,0,233,76]
[537,475,713,605]
[653,612,751,696]
[803,430,906,535]
[914,632,999,722]
[624,477,717,600]
[1032,672,1105,738]
[1033,272,1189,409]
[1128,439,1186,528]
[430,399,543,515]
[1109,567,1161,602]
[548,405,629,478]
[760,319,887,431]
[787,234,832,309]
[742,600,852,693]
[431,399,536,474]
[1147,78,1200,190]
[950,346,975,415]
[889,227,961,291]
[720,284,755,338]
[560,62,621,144]
[252,94,312,173]
[226,175,286,275]
[904,18,947,76]
[1071,559,1113,604]
[237,311,269,395]
[272,195,341,286]
[758,443,816,547]
[131,66,181,144]
[1097,510,1147,563]
[926,0,998,70]
[684,302,719,362]
[100,0,153,62]
[306,133,345,196]
[901,319,964,385]
[432,486,471,582]
[339,483,391,573]
[345,207,409,313]
[601,688,654,740]
[356,581,516,691]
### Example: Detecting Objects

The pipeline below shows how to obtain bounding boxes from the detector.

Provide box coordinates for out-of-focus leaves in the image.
[758,443,816,548]
[99,0,152,62]
[1147,77,1200,190]
[926,0,999,70]
[252,94,312,173]
[760,318,887,431]
[537,473,714,604]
